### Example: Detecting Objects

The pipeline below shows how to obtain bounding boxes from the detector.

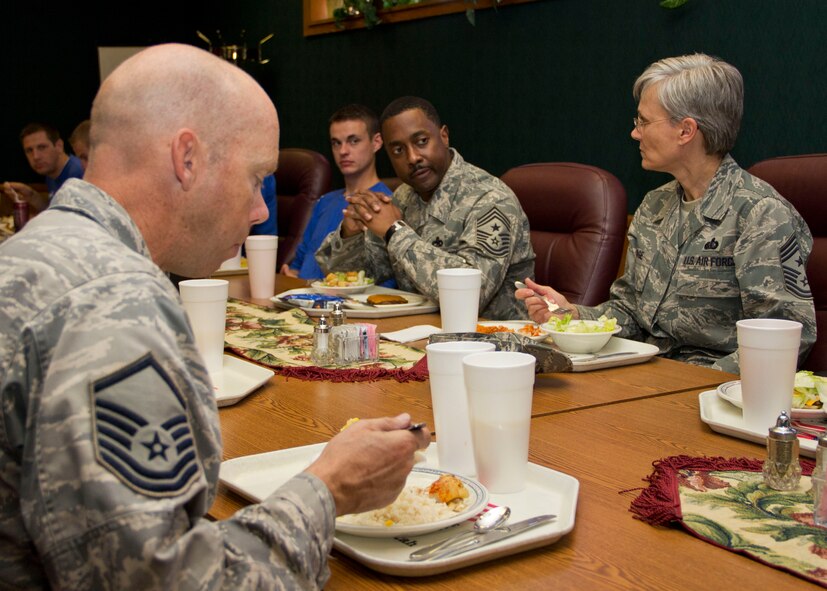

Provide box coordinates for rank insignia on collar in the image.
[780,235,812,299]
[92,353,200,498]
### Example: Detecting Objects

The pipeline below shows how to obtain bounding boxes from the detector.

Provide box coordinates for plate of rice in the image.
[336,467,488,538]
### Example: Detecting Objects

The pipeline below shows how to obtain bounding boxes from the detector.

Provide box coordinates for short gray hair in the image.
[633,53,743,156]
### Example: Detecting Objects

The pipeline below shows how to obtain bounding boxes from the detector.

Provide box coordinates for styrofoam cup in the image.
[437,268,482,333]
[463,351,536,493]
[426,341,496,476]
[179,279,229,378]
[245,235,278,299]
[737,318,802,432]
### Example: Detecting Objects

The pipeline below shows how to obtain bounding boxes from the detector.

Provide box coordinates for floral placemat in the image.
[630,455,826,586]
[224,299,427,382]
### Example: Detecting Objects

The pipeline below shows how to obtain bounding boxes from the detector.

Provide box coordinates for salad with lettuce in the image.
[793,370,827,409]
[544,314,618,333]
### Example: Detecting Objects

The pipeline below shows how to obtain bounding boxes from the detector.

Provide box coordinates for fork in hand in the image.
[514,281,573,314]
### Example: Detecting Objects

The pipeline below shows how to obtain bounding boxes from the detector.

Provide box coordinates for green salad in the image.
[545,314,618,333]
[792,370,827,409]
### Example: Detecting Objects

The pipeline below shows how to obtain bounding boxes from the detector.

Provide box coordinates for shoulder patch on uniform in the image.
[91,353,200,498]
[779,235,812,299]
[476,207,511,257]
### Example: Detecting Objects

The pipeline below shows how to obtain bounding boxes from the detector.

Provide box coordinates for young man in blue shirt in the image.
[280,104,392,280]
[1,122,85,213]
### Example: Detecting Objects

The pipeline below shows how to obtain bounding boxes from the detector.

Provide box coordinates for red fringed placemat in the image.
[630,455,827,586]
[224,299,428,383]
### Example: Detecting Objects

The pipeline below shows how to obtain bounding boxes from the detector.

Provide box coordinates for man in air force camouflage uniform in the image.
[0,44,428,590]
[517,54,815,373]
[316,96,535,321]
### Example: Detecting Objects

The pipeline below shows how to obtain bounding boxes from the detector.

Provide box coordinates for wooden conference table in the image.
[210,274,810,589]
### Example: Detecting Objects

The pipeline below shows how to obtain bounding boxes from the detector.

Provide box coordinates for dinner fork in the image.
[514,281,573,314]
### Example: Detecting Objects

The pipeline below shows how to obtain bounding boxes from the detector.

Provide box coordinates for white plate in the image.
[715,380,825,419]
[219,442,579,576]
[213,354,274,407]
[699,390,816,458]
[272,287,438,319]
[336,467,487,538]
[476,320,550,342]
[345,293,426,310]
[311,281,375,295]
[554,337,660,372]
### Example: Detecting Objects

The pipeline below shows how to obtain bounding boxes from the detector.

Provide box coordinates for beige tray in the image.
[271,286,438,319]
[219,442,578,576]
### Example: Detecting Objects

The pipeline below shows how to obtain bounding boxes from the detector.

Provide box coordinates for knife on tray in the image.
[408,514,556,561]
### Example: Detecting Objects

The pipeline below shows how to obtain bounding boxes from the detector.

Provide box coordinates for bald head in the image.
[84,44,280,277]
[89,44,276,170]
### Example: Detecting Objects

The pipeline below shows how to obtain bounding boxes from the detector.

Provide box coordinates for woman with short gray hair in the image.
[518,53,816,373]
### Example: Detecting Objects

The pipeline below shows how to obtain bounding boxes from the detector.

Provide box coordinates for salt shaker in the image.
[330,302,346,327]
[812,432,827,527]
[762,410,802,491]
[311,315,332,365]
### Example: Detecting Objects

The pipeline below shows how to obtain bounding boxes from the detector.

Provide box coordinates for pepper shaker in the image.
[762,410,802,491]
[812,432,827,527]
[311,315,332,365]
[330,301,346,327]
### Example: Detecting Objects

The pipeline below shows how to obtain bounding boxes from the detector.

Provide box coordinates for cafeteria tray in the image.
[214,354,274,407]
[271,286,438,319]
[562,337,660,372]
[699,389,817,458]
[219,442,579,576]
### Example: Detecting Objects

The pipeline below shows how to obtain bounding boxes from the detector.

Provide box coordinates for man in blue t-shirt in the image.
[250,173,277,237]
[280,104,392,280]
[1,122,85,214]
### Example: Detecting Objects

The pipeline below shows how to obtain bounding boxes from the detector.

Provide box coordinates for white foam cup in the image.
[245,235,278,299]
[219,245,243,271]
[463,351,536,493]
[437,268,482,333]
[426,341,497,476]
[179,279,229,379]
[737,318,802,432]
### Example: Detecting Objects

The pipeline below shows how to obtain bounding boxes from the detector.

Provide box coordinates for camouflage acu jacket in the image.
[316,149,535,320]
[0,179,335,590]
[578,155,816,373]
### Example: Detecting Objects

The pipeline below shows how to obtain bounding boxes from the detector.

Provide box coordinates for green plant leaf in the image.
[660,0,689,7]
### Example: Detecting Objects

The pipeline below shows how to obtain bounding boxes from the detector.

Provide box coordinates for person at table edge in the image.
[0,44,429,589]
[1,122,85,213]
[518,53,816,373]
[316,96,535,320]
[281,103,394,281]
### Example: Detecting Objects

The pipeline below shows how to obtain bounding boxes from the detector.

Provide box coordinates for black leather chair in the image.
[500,162,627,306]
[748,154,827,371]
[275,148,332,269]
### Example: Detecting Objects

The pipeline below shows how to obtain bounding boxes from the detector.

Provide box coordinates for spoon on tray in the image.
[514,281,573,314]
[409,505,511,561]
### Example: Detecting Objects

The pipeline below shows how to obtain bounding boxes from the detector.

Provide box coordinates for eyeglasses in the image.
[633,117,671,131]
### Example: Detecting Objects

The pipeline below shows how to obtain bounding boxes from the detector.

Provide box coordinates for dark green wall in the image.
[4,1,825,211]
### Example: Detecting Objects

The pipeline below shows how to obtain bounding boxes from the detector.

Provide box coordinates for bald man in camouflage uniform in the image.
[518,54,816,373]
[0,44,428,590]
[317,97,535,321]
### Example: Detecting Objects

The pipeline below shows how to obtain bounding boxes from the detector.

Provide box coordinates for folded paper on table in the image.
[224,299,427,382]
[382,325,442,343]
[630,455,824,587]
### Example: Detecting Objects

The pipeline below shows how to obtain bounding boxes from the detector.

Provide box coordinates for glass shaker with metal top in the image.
[311,315,332,365]
[762,410,802,491]
[330,301,346,327]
